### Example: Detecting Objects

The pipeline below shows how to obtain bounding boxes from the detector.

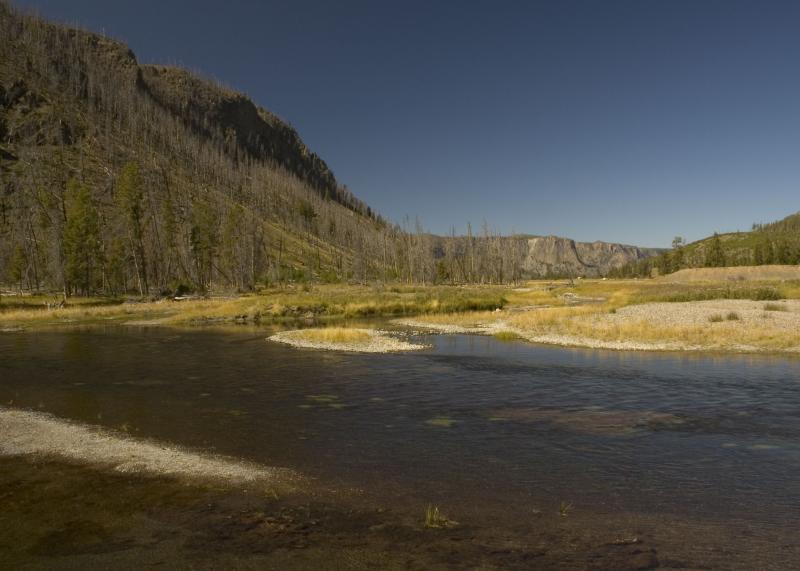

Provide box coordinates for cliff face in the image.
[523,236,661,277]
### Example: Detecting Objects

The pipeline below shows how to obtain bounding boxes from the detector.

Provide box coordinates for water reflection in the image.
[2,327,800,530]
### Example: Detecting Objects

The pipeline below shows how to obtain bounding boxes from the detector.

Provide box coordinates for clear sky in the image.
[12,0,800,247]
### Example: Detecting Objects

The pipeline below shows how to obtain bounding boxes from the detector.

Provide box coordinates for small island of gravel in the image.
[268,327,427,353]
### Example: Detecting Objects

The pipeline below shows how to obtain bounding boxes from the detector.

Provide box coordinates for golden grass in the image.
[521,312,800,350]
[4,279,800,352]
[493,330,521,341]
[0,284,509,328]
[292,327,372,344]
[505,304,603,331]
[407,310,499,328]
[408,279,800,351]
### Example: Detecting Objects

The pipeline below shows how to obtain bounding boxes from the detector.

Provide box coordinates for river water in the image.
[2,326,800,568]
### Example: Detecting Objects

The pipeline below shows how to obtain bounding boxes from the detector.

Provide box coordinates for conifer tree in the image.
[63,179,102,295]
[10,244,28,293]
[190,200,219,291]
[704,233,726,268]
[116,162,148,295]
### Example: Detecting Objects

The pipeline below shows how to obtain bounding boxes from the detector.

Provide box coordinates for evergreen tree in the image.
[116,162,148,295]
[63,179,102,295]
[775,240,791,264]
[10,244,28,293]
[671,246,684,270]
[221,205,244,289]
[105,237,127,296]
[190,200,219,291]
[704,233,726,268]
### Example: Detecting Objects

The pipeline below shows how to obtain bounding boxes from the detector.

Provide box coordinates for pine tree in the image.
[190,200,219,291]
[116,162,148,295]
[704,233,726,268]
[63,179,102,295]
[221,205,244,289]
[10,244,28,293]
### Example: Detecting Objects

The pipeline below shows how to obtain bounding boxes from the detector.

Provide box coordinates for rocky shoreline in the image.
[397,299,800,353]
[268,328,428,353]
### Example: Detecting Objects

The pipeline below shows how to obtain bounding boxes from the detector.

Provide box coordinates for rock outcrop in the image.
[523,236,661,277]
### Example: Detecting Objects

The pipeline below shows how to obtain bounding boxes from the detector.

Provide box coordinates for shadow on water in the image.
[2,325,800,568]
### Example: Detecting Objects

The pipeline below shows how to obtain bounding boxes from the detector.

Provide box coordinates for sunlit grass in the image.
[407,310,498,328]
[0,284,509,328]
[555,315,800,350]
[292,327,372,344]
[4,278,800,351]
[493,330,521,341]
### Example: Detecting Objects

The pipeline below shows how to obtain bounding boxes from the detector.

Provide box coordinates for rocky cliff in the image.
[523,236,662,277]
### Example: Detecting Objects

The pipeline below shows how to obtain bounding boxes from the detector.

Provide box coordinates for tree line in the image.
[1,2,544,296]
[610,228,800,279]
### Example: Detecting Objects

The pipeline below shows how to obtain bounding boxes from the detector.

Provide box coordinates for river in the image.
[1,326,799,569]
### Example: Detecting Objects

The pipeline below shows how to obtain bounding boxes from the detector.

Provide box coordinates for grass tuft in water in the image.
[424,504,457,528]
[493,330,521,342]
[425,416,456,428]
[559,501,573,517]
[307,394,338,403]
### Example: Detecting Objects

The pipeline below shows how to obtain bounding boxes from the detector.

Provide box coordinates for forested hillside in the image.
[611,211,800,278]
[0,2,658,295]
[0,1,410,295]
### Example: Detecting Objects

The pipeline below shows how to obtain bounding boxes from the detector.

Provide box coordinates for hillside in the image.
[0,2,658,294]
[0,0,397,295]
[611,211,800,278]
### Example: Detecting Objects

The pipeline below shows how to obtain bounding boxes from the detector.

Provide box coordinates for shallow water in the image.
[2,326,800,567]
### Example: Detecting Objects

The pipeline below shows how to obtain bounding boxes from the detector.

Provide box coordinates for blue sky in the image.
[13,0,800,247]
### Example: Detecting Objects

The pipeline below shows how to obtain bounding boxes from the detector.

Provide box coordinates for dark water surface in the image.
[2,326,800,568]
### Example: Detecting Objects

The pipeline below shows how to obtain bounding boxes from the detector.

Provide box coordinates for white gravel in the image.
[0,407,298,487]
[605,299,800,330]
[398,300,800,353]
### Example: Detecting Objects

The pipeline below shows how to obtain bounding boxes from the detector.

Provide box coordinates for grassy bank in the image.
[402,274,800,353]
[5,275,800,352]
[0,284,507,329]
